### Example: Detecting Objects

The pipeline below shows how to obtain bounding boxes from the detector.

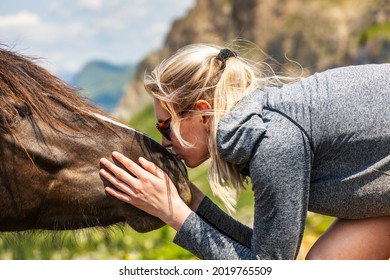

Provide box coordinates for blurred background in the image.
[0,0,389,260]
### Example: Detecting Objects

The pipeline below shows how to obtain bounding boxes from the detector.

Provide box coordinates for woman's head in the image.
[144,43,278,211]
[153,97,211,168]
[145,43,259,121]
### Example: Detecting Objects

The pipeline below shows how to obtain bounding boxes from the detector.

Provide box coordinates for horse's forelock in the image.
[0,47,112,136]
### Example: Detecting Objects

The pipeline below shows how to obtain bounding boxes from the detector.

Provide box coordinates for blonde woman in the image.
[99,43,390,260]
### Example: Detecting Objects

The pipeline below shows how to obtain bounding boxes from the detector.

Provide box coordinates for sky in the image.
[0,0,195,76]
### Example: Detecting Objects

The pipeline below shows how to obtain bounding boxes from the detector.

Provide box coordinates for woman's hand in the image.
[99,151,192,231]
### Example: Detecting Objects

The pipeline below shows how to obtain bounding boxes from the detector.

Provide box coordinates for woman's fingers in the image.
[100,152,167,197]
[111,151,145,179]
[105,186,132,204]
[100,157,134,183]
[110,151,163,182]
[111,151,168,183]
[99,166,136,196]
[138,156,167,180]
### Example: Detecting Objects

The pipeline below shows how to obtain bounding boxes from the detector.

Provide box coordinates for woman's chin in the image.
[183,157,208,169]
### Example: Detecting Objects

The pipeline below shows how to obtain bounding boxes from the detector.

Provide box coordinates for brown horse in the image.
[0,47,192,233]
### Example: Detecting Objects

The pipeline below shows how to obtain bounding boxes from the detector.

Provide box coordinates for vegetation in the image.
[357,22,390,45]
[0,104,334,260]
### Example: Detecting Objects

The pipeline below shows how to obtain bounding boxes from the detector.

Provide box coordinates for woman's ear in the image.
[194,100,212,126]
[194,100,211,111]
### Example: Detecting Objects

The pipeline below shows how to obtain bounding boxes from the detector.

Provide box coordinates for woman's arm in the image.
[175,109,314,259]
[247,112,313,259]
[195,196,253,248]
[186,182,252,247]
[100,152,254,259]
[100,152,252,242]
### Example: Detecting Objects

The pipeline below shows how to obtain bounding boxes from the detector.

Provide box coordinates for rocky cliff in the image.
[114,0,390,120]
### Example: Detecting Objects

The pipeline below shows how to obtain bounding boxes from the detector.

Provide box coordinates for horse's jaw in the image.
[125,213,165,233]
[40,189,167,232]
[32,200,166,232]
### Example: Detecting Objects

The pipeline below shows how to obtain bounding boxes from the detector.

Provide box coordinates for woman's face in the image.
[153,98,211,168]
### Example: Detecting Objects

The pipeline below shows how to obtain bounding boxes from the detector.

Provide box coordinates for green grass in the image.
[0,104,333,259]
[357,22,390,45]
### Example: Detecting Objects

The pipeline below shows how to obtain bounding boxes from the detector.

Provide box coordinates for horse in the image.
[0,47,192,233]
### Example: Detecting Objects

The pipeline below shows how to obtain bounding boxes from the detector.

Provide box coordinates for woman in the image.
[99,43,390,259]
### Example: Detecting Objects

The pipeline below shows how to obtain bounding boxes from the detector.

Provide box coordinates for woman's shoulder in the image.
[216,89,267,165]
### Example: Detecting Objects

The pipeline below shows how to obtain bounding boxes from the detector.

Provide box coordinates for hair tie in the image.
[216,48,237,69]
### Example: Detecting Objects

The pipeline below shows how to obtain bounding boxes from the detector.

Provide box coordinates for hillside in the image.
[114,0,390,120]
[72,61,135,113]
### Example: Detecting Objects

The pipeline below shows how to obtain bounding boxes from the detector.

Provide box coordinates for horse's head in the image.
[0,47,192,233]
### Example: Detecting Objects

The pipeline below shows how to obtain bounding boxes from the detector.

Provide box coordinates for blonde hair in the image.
[144,43,288,212]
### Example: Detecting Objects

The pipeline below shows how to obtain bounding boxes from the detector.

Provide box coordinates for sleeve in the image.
[174,113,312,259]
[173,212,253,259]
[196,196,252,247]
[249,113,312,259]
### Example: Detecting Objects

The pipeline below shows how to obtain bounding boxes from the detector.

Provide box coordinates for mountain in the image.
[114,0,390,121]
[71,61,135,113]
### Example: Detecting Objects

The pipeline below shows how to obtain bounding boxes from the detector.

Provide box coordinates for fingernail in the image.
[139,157,146,164]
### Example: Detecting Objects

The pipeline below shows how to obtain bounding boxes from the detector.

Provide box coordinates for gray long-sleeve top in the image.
[173,64,390,259]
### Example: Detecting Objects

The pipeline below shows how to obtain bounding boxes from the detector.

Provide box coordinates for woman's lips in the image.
[173,152,183,161]
[169,149,181,160]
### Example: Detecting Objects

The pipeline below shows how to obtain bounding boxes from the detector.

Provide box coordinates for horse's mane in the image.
[0,46,113,137]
